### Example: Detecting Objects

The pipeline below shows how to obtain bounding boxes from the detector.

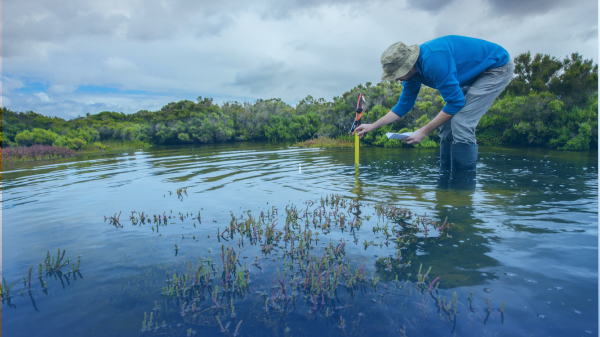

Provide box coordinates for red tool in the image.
[350,93,365,134]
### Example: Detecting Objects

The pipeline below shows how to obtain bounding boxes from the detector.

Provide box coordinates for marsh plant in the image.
[97,193,507,335]
[2,249,83,313]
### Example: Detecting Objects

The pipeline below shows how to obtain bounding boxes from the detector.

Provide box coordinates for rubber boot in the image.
[451,143,478,171]
[450,143,478,190]
[440,141,452,171]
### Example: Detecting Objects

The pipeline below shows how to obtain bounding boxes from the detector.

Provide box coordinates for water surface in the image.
[2,143,598,336]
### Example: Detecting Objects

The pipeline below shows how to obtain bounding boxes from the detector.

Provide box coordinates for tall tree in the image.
[549,52,598,107]
[504,51,563,96]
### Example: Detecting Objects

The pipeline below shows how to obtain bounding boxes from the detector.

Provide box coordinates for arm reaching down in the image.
[404,110,452,145]
[354,111,400,138]
[354,108,453,145]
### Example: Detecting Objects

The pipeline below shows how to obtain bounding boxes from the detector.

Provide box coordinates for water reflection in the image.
[1,268,85,313]
[1,144,597,336]
[433,168,500,288]
[437,170,477,190]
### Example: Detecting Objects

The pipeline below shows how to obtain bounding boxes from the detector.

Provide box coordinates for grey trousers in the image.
[439,61,514,145]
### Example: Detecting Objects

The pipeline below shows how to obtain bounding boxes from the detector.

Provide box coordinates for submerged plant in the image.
[338,316,346,330]
[2,278,13,298]
[43,249,70,273]
[109,194,471,334]
[233,320,243,336]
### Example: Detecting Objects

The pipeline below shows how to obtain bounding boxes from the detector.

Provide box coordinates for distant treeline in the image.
[1,51,597,151]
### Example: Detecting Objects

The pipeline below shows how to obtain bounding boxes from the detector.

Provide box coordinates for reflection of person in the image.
[354,35,513,171]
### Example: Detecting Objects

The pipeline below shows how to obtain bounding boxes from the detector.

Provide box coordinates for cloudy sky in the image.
[2,0,598,119]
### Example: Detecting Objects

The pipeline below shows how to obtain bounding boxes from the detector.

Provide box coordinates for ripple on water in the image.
[2,143,598,337]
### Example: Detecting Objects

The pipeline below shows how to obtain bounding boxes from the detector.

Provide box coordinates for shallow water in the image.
[2,143,598,337]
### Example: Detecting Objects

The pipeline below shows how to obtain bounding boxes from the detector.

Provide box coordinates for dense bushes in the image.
[477,92,597,150]
[14,128,58,146]
[1,51,597,151]
[483,50,598,151]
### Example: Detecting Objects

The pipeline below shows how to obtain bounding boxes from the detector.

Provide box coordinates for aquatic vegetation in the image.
[2,248,83,313]
[428,277,440,292]
[233,320,243,336]
[2,144,76,162]
[1,278,13,299]
[105,212,123,228]
[97,193,514,335]
[43,249,71,273]
[2,188,517,335]
[177,188,188,199]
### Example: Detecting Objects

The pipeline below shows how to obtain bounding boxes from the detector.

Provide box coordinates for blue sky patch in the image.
[75,85,121,94]
[13,81,49,93]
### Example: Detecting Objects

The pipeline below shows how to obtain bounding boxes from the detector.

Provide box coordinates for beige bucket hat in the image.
[380,42,420,82]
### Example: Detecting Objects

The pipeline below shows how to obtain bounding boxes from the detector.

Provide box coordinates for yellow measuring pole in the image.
[355,132,359,165]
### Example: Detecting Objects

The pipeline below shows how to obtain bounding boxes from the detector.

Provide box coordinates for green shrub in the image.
[562,122,592,150]
[14,128,59,146]
[53,136,87,150]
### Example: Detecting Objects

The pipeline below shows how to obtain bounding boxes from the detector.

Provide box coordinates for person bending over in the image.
[354,35,513,171]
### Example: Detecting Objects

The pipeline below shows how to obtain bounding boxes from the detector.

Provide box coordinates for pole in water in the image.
[299,163,301,174]
[355,132,359,166]
[350,93,364,167]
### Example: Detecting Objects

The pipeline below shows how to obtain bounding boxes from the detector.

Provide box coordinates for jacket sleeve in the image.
[391,80,421,117]
[424,51,464,114]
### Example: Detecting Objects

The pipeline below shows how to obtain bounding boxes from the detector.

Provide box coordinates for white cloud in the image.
[34,92,51,102]
[1,96,11,107]
[47,84,77,94]
[1,76,25,91]
[104,57,138,71]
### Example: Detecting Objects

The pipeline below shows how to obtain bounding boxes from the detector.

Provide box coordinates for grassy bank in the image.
[293,136,358,148]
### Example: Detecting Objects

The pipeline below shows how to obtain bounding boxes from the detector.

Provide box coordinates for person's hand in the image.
[354,124,375,138]
[404,128,428,145]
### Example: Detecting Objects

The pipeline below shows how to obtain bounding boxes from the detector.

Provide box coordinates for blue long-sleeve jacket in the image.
[391,35,510,116]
